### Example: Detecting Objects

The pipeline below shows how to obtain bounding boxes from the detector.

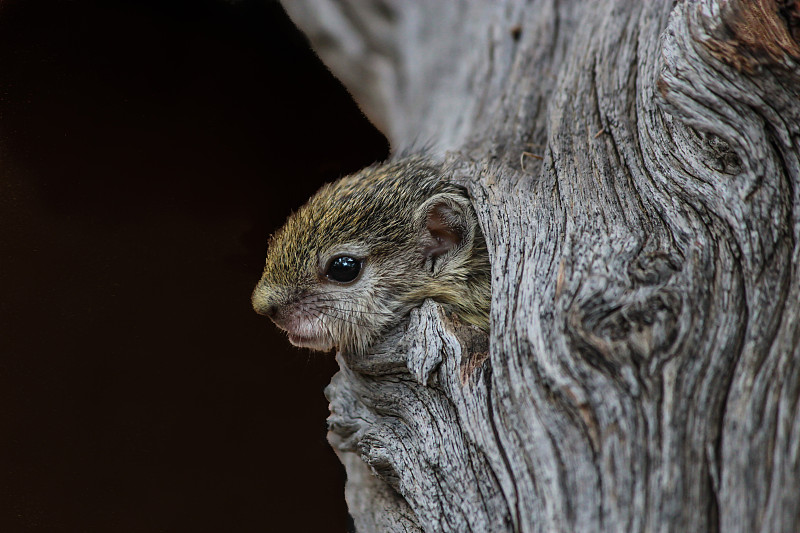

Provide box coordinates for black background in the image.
[0,0,388,531]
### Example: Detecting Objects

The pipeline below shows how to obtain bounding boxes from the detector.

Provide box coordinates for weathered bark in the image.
[281,1,800,531]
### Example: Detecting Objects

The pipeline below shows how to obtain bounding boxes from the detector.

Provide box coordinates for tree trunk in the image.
[281,1,800,531]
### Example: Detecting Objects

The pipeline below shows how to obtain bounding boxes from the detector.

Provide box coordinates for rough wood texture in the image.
[282,1,800,531]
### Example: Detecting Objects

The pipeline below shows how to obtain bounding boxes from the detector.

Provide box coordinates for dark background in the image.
[0,0,388,531]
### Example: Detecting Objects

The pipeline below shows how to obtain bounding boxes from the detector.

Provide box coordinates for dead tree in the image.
[281,1,800,531]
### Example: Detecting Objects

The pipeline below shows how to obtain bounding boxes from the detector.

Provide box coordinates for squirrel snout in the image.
[255,302,279,319]
[251,287,281,320]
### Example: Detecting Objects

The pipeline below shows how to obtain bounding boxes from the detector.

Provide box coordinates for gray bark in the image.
[281,1,800,531]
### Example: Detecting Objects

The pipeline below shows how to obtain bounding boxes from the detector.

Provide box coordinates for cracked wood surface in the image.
[282,1,800,531]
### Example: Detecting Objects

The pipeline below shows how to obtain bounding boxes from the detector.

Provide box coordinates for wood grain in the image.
[283,1,800,530]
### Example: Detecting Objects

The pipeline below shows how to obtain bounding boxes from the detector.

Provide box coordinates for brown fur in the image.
[252,157,491,354]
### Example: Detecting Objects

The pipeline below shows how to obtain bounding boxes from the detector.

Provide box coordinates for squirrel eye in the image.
[325,256,362,283]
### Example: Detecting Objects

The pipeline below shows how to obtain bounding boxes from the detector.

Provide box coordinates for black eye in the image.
[326,256,362,283]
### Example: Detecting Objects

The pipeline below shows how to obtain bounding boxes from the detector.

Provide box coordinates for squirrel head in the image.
[251,158,490,355]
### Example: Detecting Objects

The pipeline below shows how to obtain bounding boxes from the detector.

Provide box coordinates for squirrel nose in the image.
[261,304,279,319]
[251,286,280,319]
[253,298,279,319]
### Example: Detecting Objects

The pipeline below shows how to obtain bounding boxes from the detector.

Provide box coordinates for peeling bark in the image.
[282,1,800,531]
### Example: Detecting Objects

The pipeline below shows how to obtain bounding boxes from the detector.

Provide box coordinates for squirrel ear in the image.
[419,195,471,261]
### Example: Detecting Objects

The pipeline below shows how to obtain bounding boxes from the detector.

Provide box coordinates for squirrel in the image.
[251,157,491,355]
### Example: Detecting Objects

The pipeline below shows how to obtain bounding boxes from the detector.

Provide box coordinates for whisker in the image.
[313,307,372,327]
[317,306,396,329]
[316,304,395,322]
[311,297,396,317]
[316,311,375,328]
[316,306,396,319]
